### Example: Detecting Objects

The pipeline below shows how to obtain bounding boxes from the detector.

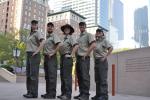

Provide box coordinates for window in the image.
[24,23,26,28]
[10,18,12,22]
[25,11,27,15]
[29,1,31,5]
[41,18,43,22]
[12,6,14,10]
[28,12,31,16]
[34,15,36,19]
[2,9,4,13]
[29,7,31,11]
[34,9,36,13]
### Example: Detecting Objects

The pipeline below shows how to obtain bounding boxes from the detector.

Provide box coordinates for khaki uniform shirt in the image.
[26,31,44,52]
[77,31,95,56]
[59,35,78,55]
[93,36,113,58]
[43,32,61,55]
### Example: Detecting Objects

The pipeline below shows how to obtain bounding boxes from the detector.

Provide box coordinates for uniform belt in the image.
[43,53,56,57]
[62,53,71,58]
[77,55,90,59]
[26,52,40,54]
[95,57,103,59]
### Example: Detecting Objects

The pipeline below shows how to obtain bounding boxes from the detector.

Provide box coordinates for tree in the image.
[0,29,29,67]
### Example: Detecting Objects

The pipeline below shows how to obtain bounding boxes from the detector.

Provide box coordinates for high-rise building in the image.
[112,0,124,40]
[49,0,109,32]
[0,0,48,37]
[98,0,109,30]
[47,10,85,38]
[148,0,150,45]
[108,0,124,49]
[134,6,149,47]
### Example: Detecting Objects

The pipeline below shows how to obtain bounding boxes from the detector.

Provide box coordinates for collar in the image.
[64,35,69,40]
[80,31,86,37]
[30,30,37,35]
[47,32,54,38]
[96,36,105,42]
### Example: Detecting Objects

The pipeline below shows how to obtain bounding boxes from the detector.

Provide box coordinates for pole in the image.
[112,64,115,96]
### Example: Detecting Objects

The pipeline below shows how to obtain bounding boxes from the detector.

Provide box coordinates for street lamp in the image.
[13,48,20,74]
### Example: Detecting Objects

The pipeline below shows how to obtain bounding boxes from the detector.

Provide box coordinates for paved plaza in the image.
[0,82,150,100]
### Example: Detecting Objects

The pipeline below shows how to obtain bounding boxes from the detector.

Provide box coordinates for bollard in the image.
[112,64,115,96]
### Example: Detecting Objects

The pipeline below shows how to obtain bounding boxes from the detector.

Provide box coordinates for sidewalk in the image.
[0,82,150,100]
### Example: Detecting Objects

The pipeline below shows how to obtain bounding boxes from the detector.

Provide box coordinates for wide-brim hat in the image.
[61,24,74,35]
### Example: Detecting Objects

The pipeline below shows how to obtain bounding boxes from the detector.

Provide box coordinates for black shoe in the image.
[41,94,47,98]
[57,94,63,99]
[78,95,89,100]
[96,96,108,100]
[91,95,98,100]
[74,94,81,99]
[41,94,56,99]
[61,95,71,100]
[23,94,37,98]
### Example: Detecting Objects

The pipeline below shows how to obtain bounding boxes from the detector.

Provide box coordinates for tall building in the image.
[134,6,149,47]
[112,0,124,40]
[47,10,85,38]
[148,0,150,45]
[98,0,109,30]
[0,0,47,37]
[108,0,124,49]
[49,0,109,33]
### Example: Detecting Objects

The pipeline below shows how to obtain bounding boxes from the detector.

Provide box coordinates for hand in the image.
[32,52,37,57]
[71,54,75,58]
[48,53,55,58]
[71,54,76,62]
[101,56,107,61]
[83,53,89,60]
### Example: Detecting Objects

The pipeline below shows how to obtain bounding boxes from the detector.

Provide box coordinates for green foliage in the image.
[0,29,29,67]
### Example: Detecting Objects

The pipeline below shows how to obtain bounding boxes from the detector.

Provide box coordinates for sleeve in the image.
[104,40,113,49]
[88,33,95,44]
[36,31,45,41]
[70,35,78,47]
[53,34,61,45]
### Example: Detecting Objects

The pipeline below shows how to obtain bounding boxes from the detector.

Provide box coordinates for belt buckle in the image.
[65,54,72,58]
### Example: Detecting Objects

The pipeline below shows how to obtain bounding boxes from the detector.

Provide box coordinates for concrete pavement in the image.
[0,82,150,100]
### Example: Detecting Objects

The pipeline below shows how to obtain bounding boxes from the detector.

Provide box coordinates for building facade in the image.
[47,10,85,38]
[0,0,47,37]
[134,6,149,47]
[49,0,109,33]
[112,0,124,40]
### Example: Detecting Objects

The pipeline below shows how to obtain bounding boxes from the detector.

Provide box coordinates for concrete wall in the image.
[0,68,16,83]
[107,47,150,97]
